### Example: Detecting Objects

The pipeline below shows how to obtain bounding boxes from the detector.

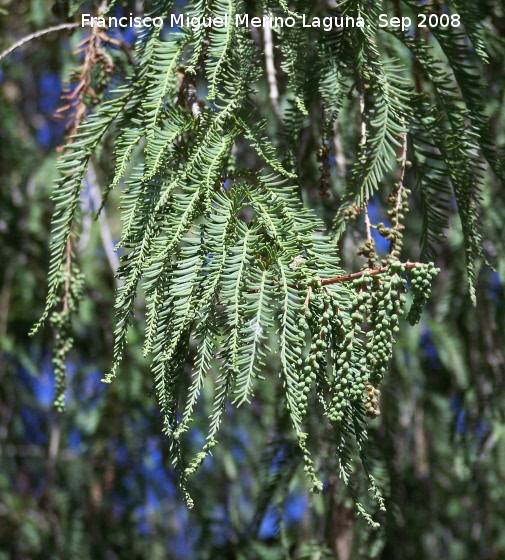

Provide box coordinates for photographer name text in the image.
[81,12,461,32]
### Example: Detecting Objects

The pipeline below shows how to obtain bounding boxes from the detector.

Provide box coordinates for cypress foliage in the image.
[29,0,502,525]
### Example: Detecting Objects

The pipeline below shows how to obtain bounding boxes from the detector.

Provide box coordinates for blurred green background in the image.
[1,1,505,559]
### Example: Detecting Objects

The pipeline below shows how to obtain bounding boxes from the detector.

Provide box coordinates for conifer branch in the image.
[27,0,500,523]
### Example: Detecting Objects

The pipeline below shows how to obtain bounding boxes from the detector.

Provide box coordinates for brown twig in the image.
[359,90,366,147]
[302,261,421,308]
[56,25,108,138]
[304,285,313,308]
[363,203,373,244]
[358,90,379,267]
[332,121,347,179]
[389,131,408,255]
[0,23,81,63]
[263,21,281,123]
[321,261,420,286]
